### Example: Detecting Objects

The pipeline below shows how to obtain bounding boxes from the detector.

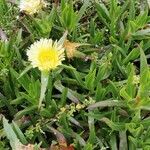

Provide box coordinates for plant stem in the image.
[38,71,49,109]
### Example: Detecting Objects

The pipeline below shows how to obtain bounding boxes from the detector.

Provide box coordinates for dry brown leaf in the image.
[50,144,74,150]
[48,127,75,150]
[48,127,67,147]
[20,144,45,150]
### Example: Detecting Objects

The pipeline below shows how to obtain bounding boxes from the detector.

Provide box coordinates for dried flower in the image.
[63,40,83,59]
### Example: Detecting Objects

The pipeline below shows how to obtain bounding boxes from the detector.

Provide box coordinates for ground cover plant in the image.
[0,0,150,149]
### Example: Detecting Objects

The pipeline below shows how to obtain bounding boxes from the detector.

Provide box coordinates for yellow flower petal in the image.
[27,38,65,71]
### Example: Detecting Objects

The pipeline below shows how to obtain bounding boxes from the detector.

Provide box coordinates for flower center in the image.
[39,49,58,63]
[38,49,59,70]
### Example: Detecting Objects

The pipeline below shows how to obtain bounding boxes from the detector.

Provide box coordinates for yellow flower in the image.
[27,38,65,71]
[19,0,47,15]
[133,75,140,84]
[76,103,85,110]
[60,107,66,113]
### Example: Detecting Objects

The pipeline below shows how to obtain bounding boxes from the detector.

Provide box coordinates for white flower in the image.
[27,38,65,71]
[19,0,47,15]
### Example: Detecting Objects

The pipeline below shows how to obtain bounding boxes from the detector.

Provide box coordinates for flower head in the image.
[63,40,80,59]
[27,38,65,71]
[63,40,90,59]
[19,0,47,15]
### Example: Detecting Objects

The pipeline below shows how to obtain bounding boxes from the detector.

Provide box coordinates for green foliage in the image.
[59,0,90,32]
[0,0,150,149]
